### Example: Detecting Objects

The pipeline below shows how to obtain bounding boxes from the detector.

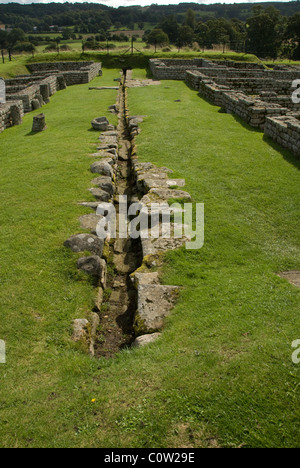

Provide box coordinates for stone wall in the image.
[149,58,215,80]
[27,61,102,85]
[159,59,300,157]
[0,61,101,135]
[265,115,300,156]
[0,100,24,133]
[6,84,40,113]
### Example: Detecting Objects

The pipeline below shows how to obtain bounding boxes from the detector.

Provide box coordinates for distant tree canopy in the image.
[0,27,36,62]
[146,29,169,52]
[0,2,300,59]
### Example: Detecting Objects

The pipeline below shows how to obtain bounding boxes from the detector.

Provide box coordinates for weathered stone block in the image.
[135,284,179,334]
[64,233,104,256]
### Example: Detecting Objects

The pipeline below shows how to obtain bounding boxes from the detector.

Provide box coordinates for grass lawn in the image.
[127,70,300,447]
[0,56,30,78]
[0,65,299,448]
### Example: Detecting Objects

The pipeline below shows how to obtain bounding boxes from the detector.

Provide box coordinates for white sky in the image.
[0,0,292,7]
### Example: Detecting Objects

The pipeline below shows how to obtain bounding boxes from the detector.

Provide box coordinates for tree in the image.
[7,28,26,61]
[184,9,196,31]
[159,15,179,44]
[246,6,282,59]
[286,13,300,59]
[195,22,209,51]
[146,28,169,52]
[62,28,72,40]
[176,25,194,51]
[0,30,7,63]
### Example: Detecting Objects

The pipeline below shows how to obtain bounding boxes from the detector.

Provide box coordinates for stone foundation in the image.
[0,100,24,133]
[0,61,102,135]
[150,58,300,157]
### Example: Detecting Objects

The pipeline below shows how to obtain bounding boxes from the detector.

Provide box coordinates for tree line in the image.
[145,6,300,59]
[0,3,300,60]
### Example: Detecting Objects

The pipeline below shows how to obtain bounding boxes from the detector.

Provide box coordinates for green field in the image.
[0,56,30,78]
[0,64,299,448]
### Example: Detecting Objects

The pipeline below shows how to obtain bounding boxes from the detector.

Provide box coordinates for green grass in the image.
[0,70,121,448]
[0,56,30,78]
[264,60,300,66]
[128,71,300,447]
[0,66,299,448]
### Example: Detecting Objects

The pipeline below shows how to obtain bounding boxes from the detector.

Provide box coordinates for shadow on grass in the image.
[194,87,300,170]
[263,134,300,171]
[233,114,300,169]
[25,131,41,137]
[196,91,222,110]
[232,114,263,133]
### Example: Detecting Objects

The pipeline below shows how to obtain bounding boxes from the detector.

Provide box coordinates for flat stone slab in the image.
[126,79,161,88]
[140,188,191,208]
[141,234,188,258]
[142,178,186,191]
[131,271,160,287]
[132,333,162,348]
[79,213,103,235]
[278,271,300,288]
[98,135,118,145]
[150,188,191,201]
[73,319,89,342]
[91,151,117,161]
[78,202,100,211]
[136,284,179,333]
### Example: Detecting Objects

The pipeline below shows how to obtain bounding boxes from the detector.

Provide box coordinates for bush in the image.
[13,41,36,53]
[43,44,58,52]
[59,45,71,51]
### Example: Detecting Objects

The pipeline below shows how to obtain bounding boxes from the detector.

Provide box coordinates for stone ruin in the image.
[63,74,193,355]
[32,113,47,133]
[150,58,300,157]
[0,61,102,135]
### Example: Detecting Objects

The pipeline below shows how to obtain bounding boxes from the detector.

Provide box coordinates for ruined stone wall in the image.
[213,60,265,70]
[0,62,100,134]
[149,58,213,80]
[27,61,102,85]
[183,61,300,157]
[265,115,300,157]
[0,100,24,133]
[6,84,40,113]
[28,61,95,72]
[221,91,288,129]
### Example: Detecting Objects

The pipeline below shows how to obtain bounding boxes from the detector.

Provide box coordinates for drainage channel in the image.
[93,71,143,358]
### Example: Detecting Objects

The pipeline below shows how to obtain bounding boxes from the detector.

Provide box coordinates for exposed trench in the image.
[94,71,143,358]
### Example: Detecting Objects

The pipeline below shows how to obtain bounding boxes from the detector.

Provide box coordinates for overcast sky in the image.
[0,0,291,7]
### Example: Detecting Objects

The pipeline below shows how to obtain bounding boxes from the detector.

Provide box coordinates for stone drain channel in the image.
[64,70,192,357]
